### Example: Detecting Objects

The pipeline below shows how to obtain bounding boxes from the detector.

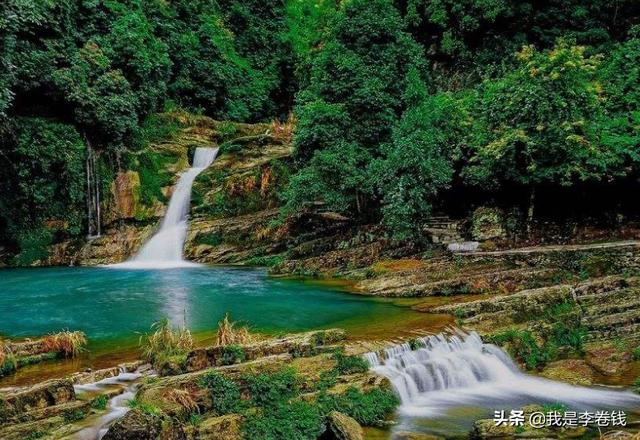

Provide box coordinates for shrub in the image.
[12,228,53,266]
[139,318,193,366]
[242,401,324,440]
[0,342,17,376]
[245,368,301,408]
[333,349,369,375]
[200,372,243,415]
[91,394,109,410]
[220,345,246,366]
[317,387,399,427]
[633,346,640,361]
[42,331,87,358]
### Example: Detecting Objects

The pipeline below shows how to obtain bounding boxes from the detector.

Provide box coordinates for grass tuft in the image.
[215,313,253,346]
[42,331,87,358]
[139,318,193,366]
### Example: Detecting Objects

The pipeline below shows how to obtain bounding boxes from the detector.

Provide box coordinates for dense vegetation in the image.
[1,0,639,257]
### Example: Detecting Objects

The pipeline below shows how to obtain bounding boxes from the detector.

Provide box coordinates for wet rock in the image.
[185,329,345,373]
[185,414,242,440]
[325,411,363,440]
[585,346,632,376]
[539,359,596,386]
[471,207,506,242]
[0,379,75,418]
[102,409,162,440]
[394,432,443,440]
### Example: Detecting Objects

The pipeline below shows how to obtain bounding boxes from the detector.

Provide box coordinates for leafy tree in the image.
[594,29,640,174]
[375,69,468,238]
[464,40,622,222]
[0,118,86,239]
[286,0,426,217]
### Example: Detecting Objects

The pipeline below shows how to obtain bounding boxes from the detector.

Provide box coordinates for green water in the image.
[0,266,413,346]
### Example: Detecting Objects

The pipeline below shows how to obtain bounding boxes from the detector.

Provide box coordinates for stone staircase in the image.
[574,277,640,340]
[423,215,465,244]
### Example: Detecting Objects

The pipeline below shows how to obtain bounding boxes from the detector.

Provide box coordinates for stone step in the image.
[581,295,640,316]
[577,287,640,307]
[586,309,640,330]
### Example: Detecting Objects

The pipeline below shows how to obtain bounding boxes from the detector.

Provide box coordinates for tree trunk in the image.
[526,186,536,238]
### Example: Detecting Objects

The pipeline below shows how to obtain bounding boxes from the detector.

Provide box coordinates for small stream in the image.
[71,368,148,440]
[365,331,640,437]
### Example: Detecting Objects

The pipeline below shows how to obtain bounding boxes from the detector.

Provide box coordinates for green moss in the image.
[244,254,285,267]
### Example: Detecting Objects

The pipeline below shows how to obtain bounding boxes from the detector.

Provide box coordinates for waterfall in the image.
[111,147,219,269]
[365,331,640,419]
[86,139,101,238]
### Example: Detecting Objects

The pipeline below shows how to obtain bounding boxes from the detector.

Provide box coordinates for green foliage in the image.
[545,301,587,354]
[62,408,86,423]
[332,349,369,375]
[376,80,467,238]
[242,400,324,440]
[490,329,555,370]
[286,0,427,217]
[220,344,246,366]
[245,368,301,408]
[90,394,109,411]
[24,432,48,440]
[465,40,615,189]
[244,254,285,268]
[317,387,399,426]
[0,353,17,377]
[200,371,243,415]
[632,346,640,361]
[11,228,53,266]
[127,398,162,416]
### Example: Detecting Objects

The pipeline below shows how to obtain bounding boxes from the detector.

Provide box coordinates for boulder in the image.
[471,207,506,242]
[539,359,596,386]
[0,379,75,417]
[102,410,162,440]
[325,411,363,440]
[185,414,243,440]
[586,346,632,376]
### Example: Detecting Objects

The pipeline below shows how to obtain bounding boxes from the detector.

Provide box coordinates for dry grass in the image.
[164,389,199,414]
[140,318,194,364]
[42,331,87,358]
[0,339,6,366]
[215,313,253,346]
[269,113,295,143]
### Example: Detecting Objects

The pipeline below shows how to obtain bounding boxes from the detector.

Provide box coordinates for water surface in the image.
[0,266,419,342]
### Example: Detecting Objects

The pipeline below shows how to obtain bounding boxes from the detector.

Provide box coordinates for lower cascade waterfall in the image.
[112,147,219,269]
[364,331,639,421]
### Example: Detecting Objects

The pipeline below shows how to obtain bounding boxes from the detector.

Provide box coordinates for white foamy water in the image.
[110,147,219,269]
[74,368,147,440]
[365,331,640,419]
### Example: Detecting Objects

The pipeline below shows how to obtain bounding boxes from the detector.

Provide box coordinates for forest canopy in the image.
[0,0,639,247]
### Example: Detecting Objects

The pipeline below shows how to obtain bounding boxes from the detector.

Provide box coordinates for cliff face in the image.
[38,113,294,266]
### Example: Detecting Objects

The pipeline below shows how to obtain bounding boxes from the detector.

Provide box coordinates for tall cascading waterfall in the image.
[365,331,639,421]
[86,140,101,238]
[111,147,219,269]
